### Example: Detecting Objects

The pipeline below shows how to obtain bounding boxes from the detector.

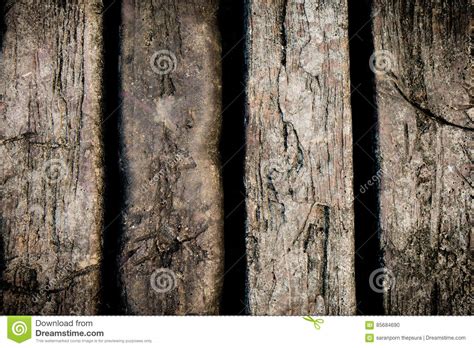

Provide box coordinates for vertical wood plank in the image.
[0,0,104,314]
[119,0,224,314]
[245,0,356,315]
[372,0,472,314]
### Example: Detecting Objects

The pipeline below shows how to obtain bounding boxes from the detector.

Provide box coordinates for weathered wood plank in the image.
[245,0,355,315]
[119,0,224,314]
[0,0,104,314]
[372,0,472,314]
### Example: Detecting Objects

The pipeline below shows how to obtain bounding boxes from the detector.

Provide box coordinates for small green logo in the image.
[303,316,324,330]
[7,316,32,343]
[365,333,374,343]
[365,321,374,330]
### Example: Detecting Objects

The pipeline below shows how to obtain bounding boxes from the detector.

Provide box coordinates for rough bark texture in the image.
[119,0,224,314]
[245,0,355,315]
[0,0,104,314]
[373,0,472,314]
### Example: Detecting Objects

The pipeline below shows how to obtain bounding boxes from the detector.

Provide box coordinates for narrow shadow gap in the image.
[348,0,384,315]
[0,1,6,49]
[100,0,125,314]
[0,0,7,299]
[218,0,248,315]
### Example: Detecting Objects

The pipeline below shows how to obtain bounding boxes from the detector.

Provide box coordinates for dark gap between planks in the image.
[348,0,384,315]
[218,0,249,315]
[101,0,126,314]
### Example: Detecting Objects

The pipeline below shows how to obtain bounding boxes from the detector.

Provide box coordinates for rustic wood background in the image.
[0,0,471,315]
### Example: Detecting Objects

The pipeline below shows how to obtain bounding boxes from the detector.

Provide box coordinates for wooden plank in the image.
[0,0,104,314]
[245,0,355,315]
[119,0,224,314]
[372,0,472,314]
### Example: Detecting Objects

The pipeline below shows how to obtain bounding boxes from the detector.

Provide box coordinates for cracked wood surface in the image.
[119,0,224,314]
[373,0,472,314]
[0,0,104,314]
[245,0,356,315]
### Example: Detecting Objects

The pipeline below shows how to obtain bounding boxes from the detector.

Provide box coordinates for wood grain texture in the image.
[372,0,472,314]
[245,0,355,315]
[0,0,104,314]
[119,0,224,314]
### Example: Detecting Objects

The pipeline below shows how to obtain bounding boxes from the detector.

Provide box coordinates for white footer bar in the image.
[1,316,471,347]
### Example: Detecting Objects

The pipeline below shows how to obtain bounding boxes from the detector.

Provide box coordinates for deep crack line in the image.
[387,74,474,132]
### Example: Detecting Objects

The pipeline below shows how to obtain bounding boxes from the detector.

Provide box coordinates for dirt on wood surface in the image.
[118,0,224,314]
